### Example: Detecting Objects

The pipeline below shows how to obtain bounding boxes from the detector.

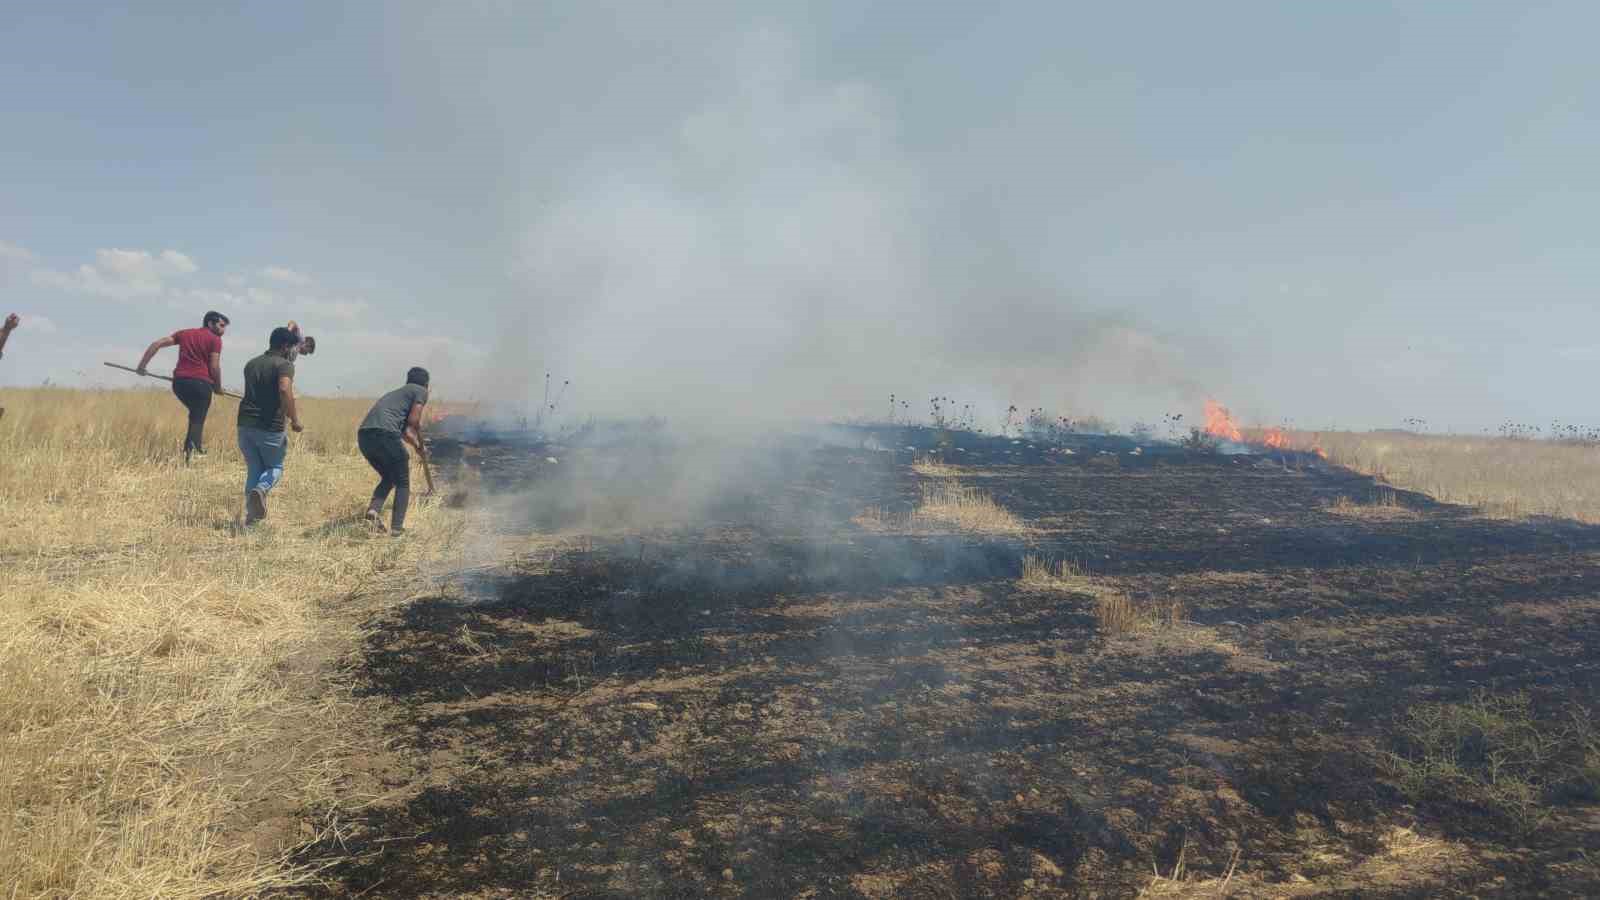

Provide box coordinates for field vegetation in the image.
[1380,691,1600,835]
[1020,553,1186,636]
[0,386,464,897]
[10,387,1600,896]
[854,479,1028,535]
[1261,427,1600,522]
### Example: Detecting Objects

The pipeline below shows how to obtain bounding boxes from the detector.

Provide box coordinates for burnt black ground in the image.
[306,428,1600,898]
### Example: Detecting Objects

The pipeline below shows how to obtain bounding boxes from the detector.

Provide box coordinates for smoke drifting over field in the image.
[374,2,1596,433]
[484,27,1225,428]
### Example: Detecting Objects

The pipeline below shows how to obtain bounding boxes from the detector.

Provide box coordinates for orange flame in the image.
[1206,399,1329,459]
[422,400,481,428]
[1203,399,1243,443]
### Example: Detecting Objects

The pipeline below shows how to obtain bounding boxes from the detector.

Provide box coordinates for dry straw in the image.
[910,453,959,478]
[1019,553,1185,636]
[0,387,465,897]
[1285,428,1600,522]
[910,481,1027,534]
[853,474,1027,536]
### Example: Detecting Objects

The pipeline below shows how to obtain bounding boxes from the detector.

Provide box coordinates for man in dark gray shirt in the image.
[357,367,429,534]
[237,327,302,526]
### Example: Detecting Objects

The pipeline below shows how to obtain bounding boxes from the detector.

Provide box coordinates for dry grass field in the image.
[0,386,466,898]
[1257,427,1600,522]
[9,396,1600,898]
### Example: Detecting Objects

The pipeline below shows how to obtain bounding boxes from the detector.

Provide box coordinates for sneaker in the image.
[191,447,207,457]
[363,509,387,533]
[246,488,267,523]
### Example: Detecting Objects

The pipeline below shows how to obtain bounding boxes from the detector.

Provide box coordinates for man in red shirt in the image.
[137,310,230,463]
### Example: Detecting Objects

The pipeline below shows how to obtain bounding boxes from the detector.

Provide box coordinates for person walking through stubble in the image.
[357,367,429,535]
[237,327,303,527]
[0,313,19,360]
[0,313,19,423]
[136,310,230,463]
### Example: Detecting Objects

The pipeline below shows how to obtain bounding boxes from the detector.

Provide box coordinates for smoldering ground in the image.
[329,424,1073,898]
[315,416,1600,897]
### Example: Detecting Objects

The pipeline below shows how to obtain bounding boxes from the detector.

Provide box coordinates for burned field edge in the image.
[303,424,1600,897]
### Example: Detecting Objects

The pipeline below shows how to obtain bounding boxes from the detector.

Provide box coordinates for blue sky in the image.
[2,2,1596,430]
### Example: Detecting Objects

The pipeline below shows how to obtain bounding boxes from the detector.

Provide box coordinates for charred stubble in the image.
[309,428,1600,898]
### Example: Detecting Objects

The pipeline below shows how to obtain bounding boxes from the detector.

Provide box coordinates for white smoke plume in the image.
[482,26,1222,429]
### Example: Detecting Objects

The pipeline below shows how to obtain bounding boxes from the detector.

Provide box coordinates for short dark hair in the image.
[203,310,230,327]
[406,367,430,387]
[269,327,299,350]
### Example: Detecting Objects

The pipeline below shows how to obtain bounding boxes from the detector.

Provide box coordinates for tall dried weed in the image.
[910,453,959,477]
[1018,554,1185,636]
[910,481,1027,534]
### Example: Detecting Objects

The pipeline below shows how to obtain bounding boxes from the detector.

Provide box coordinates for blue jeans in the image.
[237,426,287,497]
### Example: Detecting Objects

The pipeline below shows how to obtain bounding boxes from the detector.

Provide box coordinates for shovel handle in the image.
[414,434,436,495]
[103,362,243,400]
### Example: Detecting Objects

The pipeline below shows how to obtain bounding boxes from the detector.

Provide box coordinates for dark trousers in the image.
[171,377,213,453]
[358,429,412,530]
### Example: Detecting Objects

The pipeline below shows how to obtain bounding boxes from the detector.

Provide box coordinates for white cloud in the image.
[172,286,277,310]
[1557,345,1600,362]
[160,250,198,274]
[33,247,200,300]
[260,265,312,286]
[17,313,58,334]
[329,329,484,374]
[285,328,485,396]
[297,297,371,322]
[0,240,38,265]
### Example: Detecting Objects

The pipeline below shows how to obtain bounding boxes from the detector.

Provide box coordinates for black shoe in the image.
[246,488,267,523]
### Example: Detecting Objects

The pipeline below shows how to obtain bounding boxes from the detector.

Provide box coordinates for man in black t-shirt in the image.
[237,327,303,526]
[357,367,429,535]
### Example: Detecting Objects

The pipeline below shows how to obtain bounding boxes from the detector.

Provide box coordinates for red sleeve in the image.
[209,333,223,354]
[172,331,183,343]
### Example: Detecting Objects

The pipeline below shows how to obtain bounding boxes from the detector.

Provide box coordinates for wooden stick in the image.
[415,434,436,495]
[103,362,243,400]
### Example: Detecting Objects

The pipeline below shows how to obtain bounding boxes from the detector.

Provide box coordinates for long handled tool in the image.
[103,362,243,400]
[411,431,436,495]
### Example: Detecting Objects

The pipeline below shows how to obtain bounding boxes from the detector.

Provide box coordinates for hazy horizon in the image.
[3,3,1597,434]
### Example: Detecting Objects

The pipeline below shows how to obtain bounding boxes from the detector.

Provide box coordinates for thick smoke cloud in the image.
[483,26,1220,429]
